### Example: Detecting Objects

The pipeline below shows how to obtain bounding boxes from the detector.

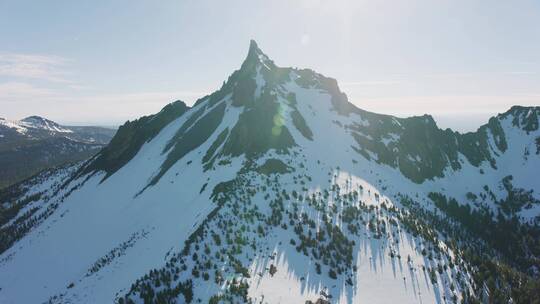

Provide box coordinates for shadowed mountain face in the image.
[0,41,539,304]
[0,116,116,188]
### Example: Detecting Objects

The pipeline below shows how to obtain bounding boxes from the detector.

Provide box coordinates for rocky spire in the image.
[239,39,276,71]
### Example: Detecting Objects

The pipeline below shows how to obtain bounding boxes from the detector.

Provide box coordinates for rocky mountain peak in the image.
[19,115,71,133]
[21,115,54,125]
[240,39,276,72]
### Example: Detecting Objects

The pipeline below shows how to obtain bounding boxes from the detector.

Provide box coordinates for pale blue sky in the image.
[1,0,540,131]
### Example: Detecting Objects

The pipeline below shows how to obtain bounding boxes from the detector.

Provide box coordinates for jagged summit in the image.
[241,39,275,71]
[81,40,540,187]
[247,39,263,58]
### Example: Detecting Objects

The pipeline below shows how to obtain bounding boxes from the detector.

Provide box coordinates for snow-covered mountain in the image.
[0,41,539,304]
[0,116,115,189]
[11,116,74,133]
[0,115,114,144]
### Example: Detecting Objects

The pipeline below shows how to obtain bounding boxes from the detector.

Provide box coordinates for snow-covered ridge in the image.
[20,115,73,133]
[0,115,73,135]
[0,40,538,304]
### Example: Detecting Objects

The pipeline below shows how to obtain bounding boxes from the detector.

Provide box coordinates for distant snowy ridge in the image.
[0,116,73,135]
[0,115,116,188]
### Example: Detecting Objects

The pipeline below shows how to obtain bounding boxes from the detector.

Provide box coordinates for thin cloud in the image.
[0,86,210,124]
[0,53,73,83]
[81,90,208,105]
[353,94,540,117]
[340,80,402,86]
[506,71,537,75]
[0,82,58,100]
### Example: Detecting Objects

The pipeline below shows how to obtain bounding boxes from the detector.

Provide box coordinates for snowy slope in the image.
[0,41,538,304]
[1,116,73,136]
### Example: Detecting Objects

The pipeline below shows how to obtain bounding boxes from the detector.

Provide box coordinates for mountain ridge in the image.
[0,41,538,304]
[83,42,539,188]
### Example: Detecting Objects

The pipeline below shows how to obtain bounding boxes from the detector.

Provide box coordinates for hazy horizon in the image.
[0,99,512,133]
